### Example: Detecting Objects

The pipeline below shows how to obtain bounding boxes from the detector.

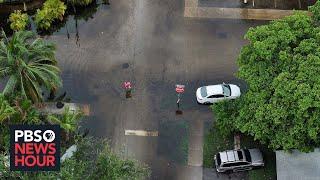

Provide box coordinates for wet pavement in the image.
[37,0,268,179]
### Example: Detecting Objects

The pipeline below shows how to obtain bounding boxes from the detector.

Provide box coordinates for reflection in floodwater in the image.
[0,0,110,46]
[57,0,110,46]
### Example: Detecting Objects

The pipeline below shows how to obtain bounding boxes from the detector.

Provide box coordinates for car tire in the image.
[252,165,263,170]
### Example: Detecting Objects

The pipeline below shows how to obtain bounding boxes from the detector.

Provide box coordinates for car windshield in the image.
[200,87,207,97]
[222,84,231,96]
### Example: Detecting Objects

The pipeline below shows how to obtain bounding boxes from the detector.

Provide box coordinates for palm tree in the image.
[48,107,83,142]
[0,31,62,103]
[48,107,83,134]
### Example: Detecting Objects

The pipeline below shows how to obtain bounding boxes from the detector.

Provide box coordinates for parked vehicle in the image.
[214,148,264,173]
[196,83,240,104]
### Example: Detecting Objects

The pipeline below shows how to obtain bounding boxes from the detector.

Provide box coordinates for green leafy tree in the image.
[9,10,29,31]
[75,137,150,180]
[213,11,320,151]
[35,0,67,30]
[0,137,150,180]
[309,0,320,24]
[0,31,62,103]
[211,100,238,137]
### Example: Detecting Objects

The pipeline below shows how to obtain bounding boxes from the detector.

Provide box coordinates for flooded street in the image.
[47,0,266,179]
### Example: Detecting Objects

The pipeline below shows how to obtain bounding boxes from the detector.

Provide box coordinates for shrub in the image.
[69,0,94,6]
[8,10,29,31]
[0,137,150,179]
[35,0,67,30]
[309,0,320,24]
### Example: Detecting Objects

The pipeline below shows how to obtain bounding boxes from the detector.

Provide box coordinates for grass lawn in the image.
[241,135,277,180]
[203,125,277,180]
[203,124,233,168]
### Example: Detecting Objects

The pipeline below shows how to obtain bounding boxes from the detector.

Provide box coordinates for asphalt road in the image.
[48,0,266,179]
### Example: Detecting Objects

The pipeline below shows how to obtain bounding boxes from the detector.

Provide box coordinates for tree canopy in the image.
[213,10,320,151]
[0,137,150,180]
[309,0,320,25]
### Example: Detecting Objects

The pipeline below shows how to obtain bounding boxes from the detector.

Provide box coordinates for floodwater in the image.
[48,0,267,178]
[1,0,270,179]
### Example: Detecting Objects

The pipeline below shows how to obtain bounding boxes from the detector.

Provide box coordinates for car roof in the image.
[206,85,223,96]
[219,150,240,163]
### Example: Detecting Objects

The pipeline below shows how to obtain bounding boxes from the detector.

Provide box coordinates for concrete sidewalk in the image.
[185,7,298,20]
[177,118,204,180]
[176,165,203,180]
[188,119,204,167]
[184,0,308,20]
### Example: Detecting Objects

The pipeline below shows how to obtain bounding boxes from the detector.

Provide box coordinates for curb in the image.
[184,7,308,20]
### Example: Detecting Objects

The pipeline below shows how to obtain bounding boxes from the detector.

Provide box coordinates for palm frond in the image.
[23,72,43,103]
[0,67,11,78]
[3,76,17,96]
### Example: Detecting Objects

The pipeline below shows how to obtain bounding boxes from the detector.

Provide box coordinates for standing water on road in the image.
[1,0,267,179]
[51,1,265,179]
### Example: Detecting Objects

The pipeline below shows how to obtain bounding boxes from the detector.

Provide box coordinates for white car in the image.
[196,84,241,104]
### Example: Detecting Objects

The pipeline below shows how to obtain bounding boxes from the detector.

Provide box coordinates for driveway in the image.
[49,0,266,179]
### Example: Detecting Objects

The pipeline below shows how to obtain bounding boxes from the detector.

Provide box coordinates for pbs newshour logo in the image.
[10,125,60,171]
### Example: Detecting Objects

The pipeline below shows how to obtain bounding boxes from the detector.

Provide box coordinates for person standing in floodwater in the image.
[123,81,132,98]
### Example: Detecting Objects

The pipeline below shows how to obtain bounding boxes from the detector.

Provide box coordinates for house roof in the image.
[276,148,320,180]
